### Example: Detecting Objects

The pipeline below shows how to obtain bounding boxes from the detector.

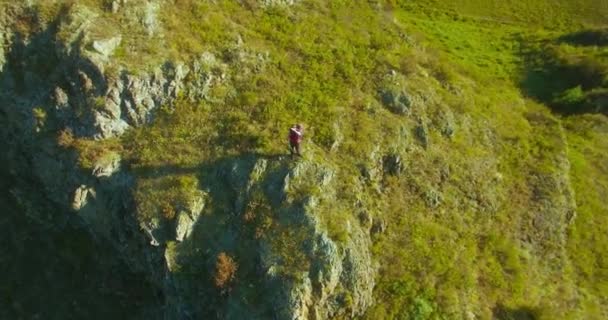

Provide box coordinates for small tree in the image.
[553,86,585,112]
[214,252,238,292]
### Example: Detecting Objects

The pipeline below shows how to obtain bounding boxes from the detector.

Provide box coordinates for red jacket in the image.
[289,127,303,144]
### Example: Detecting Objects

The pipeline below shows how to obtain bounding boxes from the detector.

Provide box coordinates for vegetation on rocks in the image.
[1,0,607,319]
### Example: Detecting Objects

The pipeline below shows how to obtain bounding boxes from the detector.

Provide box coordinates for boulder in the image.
[140,1,160,36]
[72,185,94,211]
[371,218,387,237]
[92,152,121,178]
[383,154,403,176]
[175,212,194,242]
[415,123,429,148]
[380,87,412,115]
[53,87,70,111]
[110,0,128,13]
[175,193,205,242]
[438,107,456,138]
[92,36,122,58]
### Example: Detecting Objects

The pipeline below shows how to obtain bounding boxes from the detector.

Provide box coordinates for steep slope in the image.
[1,1,607,319]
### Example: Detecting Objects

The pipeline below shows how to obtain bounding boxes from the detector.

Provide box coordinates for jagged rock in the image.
[93,113,131,138]
[111,1,121,14]
[110,0,128,14]
[142,218,162,247]
[415,123,429,148]
[280,273,314,319]
[587,90,608,114]
[93,62,191,138]
[175,212,194,242]
[358,146,383,183]
[175,193,205,242]
[92,36,122,58]
[272,161,374,319]
[330,122,344,153]
[380,86,412,115]
[340,228,376,316]
[53,87,69,110]
[435,106,456,138]
[186,52,226,102]
[56,5,99,55]
[0,28,6,72]
[382,154,403,176]
[371,218,387,237]
[78,70,94,92]
[87,51,230,139]
[92,152,121,178]
[140,1,160,36]
[268,221,374,320]
[72,185,94,210]
[165,242,180,273]
[358,209,373,230]
[261,0,300,7]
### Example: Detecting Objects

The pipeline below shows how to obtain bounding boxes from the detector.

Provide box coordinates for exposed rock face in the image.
[92,152,121,178]
[414,122,429,148]
[261,0,300,6]
[175,195,205,242]
[93,62,191,138]
[261,160,375,320]
[383,153,403,176]
[154,157,375,319]
[91,36,122,59]
[380,86,412,115]
[0,26,6,72]
[72,185,93,211]
[140,1,161,36]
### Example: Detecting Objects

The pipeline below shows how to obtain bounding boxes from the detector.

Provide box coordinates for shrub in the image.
[214,252,238,291]
[133,175,200,223]
[552,86,585,111]
[161,203,176,220]
[32,107,47,129]
[559,29,608,46]
[57,128,75,148]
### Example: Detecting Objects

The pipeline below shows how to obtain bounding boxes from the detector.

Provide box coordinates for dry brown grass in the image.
[214,252,238,291]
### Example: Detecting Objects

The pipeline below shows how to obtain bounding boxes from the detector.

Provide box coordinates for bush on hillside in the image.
[214,252,238,291]
[559,29,608,47]
[552,86,585,111]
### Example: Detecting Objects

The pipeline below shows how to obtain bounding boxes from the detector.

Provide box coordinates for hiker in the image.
[288,124,303,157]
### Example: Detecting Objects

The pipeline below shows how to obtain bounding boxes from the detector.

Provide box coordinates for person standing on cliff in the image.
[288,124,304,158]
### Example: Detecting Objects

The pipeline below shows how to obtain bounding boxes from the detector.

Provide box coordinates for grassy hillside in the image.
[66,0,608,319]
[396,0,608,27]
[7,0,607,319]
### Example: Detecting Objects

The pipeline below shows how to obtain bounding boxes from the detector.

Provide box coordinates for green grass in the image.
[563,114,608,318]
[394,0,608,28]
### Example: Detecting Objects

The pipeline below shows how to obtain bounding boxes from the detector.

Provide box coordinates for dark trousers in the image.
[289,141,301,156]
